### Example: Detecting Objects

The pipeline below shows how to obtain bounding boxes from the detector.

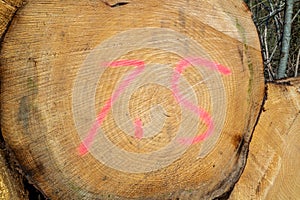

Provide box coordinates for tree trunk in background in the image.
[231,77,300,199]
[1,0,266,199]
[277,0,294,79]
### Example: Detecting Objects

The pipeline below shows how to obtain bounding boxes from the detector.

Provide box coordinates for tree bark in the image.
[0,0,264,199]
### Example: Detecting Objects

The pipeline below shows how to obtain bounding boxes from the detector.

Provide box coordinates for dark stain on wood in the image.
[18,96,30,130]
[231,134,242,151]
[17,58,39,133]
[241,2,251,12]
[236,136,245,156]
[26,160,45,178]
[237,45,245,71]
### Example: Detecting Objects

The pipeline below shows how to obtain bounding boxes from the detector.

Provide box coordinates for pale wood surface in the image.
[231,77,300,200]
[1,0,265,199]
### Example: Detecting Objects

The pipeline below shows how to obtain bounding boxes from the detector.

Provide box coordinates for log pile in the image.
[0,0,298,199]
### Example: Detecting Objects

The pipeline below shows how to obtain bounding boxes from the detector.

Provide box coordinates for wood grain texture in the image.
[0,0,264,199]
[231,77,300,200]
[0,2,26,199]
[0,148,26,200]
[0,0,23,38]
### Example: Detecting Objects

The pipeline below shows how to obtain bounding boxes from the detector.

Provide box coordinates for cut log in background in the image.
[231,77,300,199]
[0,147,26,200]
[0,0,298,199]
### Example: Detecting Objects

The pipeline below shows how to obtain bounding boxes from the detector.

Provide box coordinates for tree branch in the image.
[295,48,300,77]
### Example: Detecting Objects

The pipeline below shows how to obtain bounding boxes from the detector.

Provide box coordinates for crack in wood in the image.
[102,1,129,8]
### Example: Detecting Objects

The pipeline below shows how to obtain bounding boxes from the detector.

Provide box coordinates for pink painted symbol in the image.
[134,118,144,139]
[78,57,231,155]
[78,60,145,155]
[171,57,231,144]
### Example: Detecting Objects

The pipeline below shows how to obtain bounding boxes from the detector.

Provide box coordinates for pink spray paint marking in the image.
[78,57,231,155]
[134,118,144,139]
[78,60,145,155]
[171,57,231,145]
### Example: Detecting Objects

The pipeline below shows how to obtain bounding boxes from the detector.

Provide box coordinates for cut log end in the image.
[231,77,300,200]
[0,0,264,199]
